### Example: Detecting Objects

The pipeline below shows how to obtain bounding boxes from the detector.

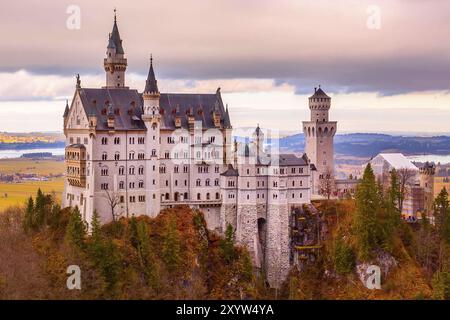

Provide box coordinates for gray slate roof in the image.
[110,18,124,54]
[309,87,330,99]
[76,87,231,131]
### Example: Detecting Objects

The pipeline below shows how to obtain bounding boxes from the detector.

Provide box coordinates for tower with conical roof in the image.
[142,55,161,217]
[303,86,337,195]
[103,10,128,88]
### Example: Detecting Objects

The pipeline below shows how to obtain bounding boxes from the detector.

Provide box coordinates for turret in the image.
[103,10,127,88]
[142,55,160,121]
[309,86,331,123]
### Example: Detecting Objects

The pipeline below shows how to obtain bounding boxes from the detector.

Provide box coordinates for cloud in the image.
[1,0,450,95]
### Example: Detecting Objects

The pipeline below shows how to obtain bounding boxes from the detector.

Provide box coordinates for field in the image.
[0,159,65,211]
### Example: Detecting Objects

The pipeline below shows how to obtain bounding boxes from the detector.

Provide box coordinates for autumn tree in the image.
[102,190,122,222]
[397,168,417,214]
[319,168,335,200]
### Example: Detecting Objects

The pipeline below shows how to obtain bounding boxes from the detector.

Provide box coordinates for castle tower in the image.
[420,162,435,217]
[103,10,128,88]
[142,56,161,217]
[302,87,337,195]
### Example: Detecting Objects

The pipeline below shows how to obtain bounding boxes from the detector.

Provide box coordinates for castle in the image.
[62,14,337,288]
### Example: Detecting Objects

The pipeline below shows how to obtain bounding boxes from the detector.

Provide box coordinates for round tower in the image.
[420,162,435,215]
[103,10,128,88]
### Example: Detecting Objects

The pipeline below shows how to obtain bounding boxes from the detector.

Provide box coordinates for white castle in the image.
[62,14,337,288]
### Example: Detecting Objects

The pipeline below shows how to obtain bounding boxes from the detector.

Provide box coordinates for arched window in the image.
[129,166,135,175]
[197,193,201,200]
[138,166,144,175]
[215,192,220,200]
[101,152,107,161]
[119,166,125,175]
[114,152,120,161]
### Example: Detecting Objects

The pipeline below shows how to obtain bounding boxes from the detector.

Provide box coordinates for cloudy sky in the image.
[0,0,449,134]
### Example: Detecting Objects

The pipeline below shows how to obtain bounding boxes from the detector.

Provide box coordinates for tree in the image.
[129,215,139,249]
[65,206,87,249]
[101,190,122,222]
[162,217,181,273]
[383,169,402,248]
[397,168,417,214]
[333,237,355,274]
[221,223,236,263]
[434,188,450,243]
[23,196,34,232]
[137,220,151,265]
[354,163,381,260]
[91,210,102,244]
[319,168,335,200]
[34,188,46,228]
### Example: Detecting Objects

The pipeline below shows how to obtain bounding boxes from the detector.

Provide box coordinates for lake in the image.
[0,148,65,159]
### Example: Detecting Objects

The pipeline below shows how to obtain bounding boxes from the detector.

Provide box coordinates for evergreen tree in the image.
[333,237,355,274]
[91,210,102,245]
[221,223,236,263]
[382,169,402,250]
[23,196,34,232]
[354,164,381,260]
[129,215,139,249]
[434,188,450,243]
[34,188,46,228]
[65,206,87,249]
[162,217,181,273]
[48,204,61,231]
[137,220,151,264]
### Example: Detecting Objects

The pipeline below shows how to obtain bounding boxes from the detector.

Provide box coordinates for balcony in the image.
[65,144,87,187]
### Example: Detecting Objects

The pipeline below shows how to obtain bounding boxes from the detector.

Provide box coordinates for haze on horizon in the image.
[0,0,449,133]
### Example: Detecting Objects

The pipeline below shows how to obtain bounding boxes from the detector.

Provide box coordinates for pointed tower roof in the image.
[309,86,330,98]
[144,55,159,93]
[63,100,70,117]
[109,10,124,54]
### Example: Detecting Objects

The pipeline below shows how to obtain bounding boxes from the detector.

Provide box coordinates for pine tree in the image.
[34,188,46,228]
[137,220,151,264]
[354,163,381,261]
[434,188,450,243]
[91,210,102,245]
[129,215,139,249]
[221,223,236,263]
[23,196,34,232]
[48,204,61,231]
[382,169,402,250]
[65,206,87,249]
[162,217,181,273]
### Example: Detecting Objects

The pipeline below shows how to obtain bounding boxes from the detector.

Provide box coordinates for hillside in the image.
[0,188,448,300]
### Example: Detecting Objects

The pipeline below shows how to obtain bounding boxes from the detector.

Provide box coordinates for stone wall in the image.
[237,204,260,268]
[265,203,290,288]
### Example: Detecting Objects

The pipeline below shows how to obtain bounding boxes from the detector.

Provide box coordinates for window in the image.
[114,137,120,145]
[84,138,88,145]
[160,165,166,174]
[206,179,210,186]
[273,181,278,187]
[138,137,145,144]
[247,182,250,188]
[165,180,169,187]
[114,152,120,161]
[138,166,144,175]
[138,152,145,160]
[215,166,220,173]
[174,165,179,173]
[197,193,201,200]
[247,194,250,200]
[291,168,296,174]
[100,183,109,190]
[165,151,170,159]
[101,168,108,176]
[247,169,250,175]
[196,179,201,187]
[215,192,220,200]
[129,182,135,189]
[129,166,135,175]
[130,196,136,203]
[138,195,145,202]
[183,165,189,173]
[102,152,107,161]
[151,149,157,156]
[292,181,295,187]
[129,152,135,160]
[129,137,135,144]
[167,136,175,144]
[214,179,219,186]
[206,193,210,200]
[119,181,124,189]
[101,137,108,145]
[119,166,125,175]
[228,180,235,187]
[120,196,124,203]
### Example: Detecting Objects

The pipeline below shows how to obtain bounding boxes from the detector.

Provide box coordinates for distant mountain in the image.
[235,133,450,158]
[274,133,450,158]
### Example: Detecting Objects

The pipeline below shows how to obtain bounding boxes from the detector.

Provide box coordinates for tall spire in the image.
[63,99,70,117]
[109,9,124,54]
[144,54,159,93]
